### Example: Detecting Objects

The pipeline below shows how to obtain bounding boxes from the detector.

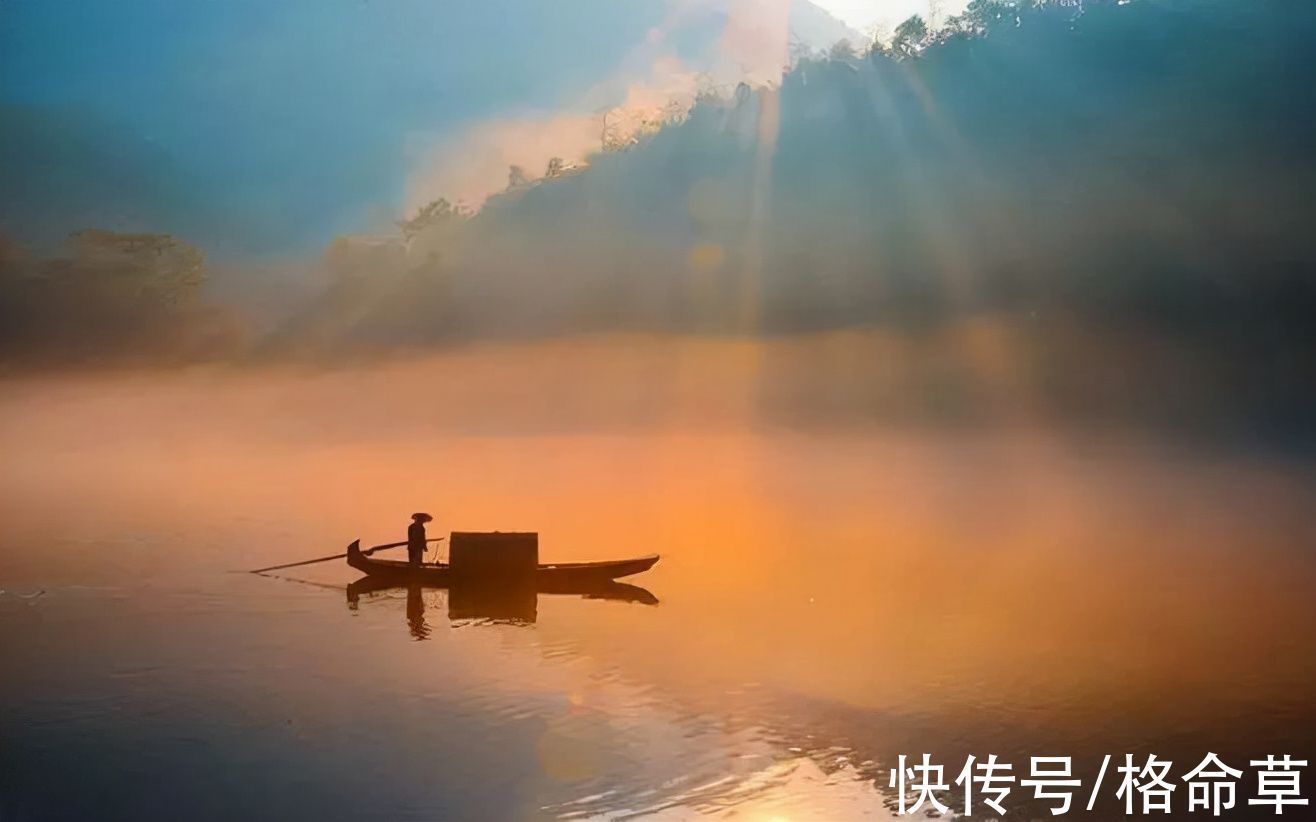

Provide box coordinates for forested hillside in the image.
[274,0,1316,439]
[4,0,1314,442]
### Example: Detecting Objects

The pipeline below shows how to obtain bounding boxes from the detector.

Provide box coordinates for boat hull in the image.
[345,540,658,586]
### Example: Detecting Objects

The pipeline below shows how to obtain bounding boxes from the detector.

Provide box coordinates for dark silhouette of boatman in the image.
[408,512,432,567]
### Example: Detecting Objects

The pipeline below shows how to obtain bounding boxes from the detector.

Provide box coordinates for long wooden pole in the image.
[247,538,444,574]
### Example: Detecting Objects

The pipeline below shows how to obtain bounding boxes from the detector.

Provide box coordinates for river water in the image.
[2,338,1314,819]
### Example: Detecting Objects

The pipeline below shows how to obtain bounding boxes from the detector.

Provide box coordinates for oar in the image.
[247,538,444,574]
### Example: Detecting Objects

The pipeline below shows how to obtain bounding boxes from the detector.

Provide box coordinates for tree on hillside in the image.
[69,229,206,306]
[892,15,930,57]
[398,198,467,240]
[946,0,1026,37]
[828,39,857,62]
[0,229,249,365]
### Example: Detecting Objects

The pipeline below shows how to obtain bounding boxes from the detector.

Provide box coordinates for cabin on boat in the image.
[449,532,538,582]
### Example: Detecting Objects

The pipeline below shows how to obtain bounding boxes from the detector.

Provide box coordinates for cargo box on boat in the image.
[448,531,538,581]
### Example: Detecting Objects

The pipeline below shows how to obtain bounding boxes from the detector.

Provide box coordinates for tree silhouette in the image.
[892,15,930,57]
[398,198,455,240]
[507,165,530,189]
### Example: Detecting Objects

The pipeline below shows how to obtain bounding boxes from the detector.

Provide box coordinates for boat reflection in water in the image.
[346,576,658,632]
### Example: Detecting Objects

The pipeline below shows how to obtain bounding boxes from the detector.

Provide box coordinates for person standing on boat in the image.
[408,512,432,567]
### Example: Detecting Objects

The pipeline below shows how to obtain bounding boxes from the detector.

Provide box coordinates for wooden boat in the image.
[345,539,659,586]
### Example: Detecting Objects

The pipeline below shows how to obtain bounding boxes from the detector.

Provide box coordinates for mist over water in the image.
[3,336,1313,818]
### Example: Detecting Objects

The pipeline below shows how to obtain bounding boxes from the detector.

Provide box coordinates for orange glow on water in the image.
[3,335,1312,721]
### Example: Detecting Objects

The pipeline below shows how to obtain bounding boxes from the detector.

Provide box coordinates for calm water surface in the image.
[2,345,1314,819]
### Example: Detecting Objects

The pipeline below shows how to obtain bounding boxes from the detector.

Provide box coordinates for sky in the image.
[813,0,969,34]
[2,0,661,255]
